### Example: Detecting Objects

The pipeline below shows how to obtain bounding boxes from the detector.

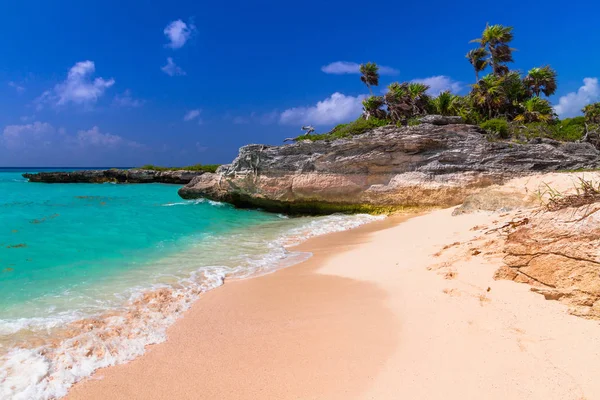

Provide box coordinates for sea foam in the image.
[0,212,383,399]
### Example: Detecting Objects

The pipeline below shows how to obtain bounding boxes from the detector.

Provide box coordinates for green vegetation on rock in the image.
[296,117,388,141]
[480,119,509,138]
[138,164,220,173]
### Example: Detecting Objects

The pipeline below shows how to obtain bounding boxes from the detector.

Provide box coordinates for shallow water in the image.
[0,168,382,399]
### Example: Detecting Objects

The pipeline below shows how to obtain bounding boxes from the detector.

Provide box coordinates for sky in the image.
[1,0,598,167]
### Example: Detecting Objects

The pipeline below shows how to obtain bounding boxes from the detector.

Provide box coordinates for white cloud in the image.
[2,122,56,149]
[2,122,140,151]
[321,61,399,76]
[8,81,25,93]
[75,126,127,147]
[164,19,195,49]
[35,61,114,109]
[554,78,600,118]
[113,90,144,107]
[280,92,366,125]
[161,57,186,76]
[183,109,201,121]
[410,76,462,96]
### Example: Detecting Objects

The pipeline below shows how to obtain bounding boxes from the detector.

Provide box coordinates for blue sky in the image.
[1,0,598,167]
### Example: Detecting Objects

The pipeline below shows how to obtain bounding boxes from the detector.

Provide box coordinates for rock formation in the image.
[23,169,205,184]
[498,202,600,319]
[179,123,600,214]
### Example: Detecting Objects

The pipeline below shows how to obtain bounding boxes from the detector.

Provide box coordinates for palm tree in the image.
[470,74,507,119]
[407,82,431,116]
[362,96,387,120]
[523,66,558,97]
[583,103,600,124]
[514,97,555,123]
[430,91,459,116]
[471,24,515,77]
[384,82,412,122]
[466,48,489,82]
[383,82,431,123]
[502,71,529,119]
[359,62,379,95]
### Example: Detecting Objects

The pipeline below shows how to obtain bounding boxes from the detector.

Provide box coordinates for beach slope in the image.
[67,204,600,400]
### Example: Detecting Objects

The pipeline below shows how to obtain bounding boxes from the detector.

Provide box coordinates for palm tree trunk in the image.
[368,85,373,96]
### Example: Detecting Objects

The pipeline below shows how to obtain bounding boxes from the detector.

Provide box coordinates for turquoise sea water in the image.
[0,168,381,399]
[0,168,279,320]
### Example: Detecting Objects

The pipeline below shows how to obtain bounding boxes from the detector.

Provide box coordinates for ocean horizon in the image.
[0,168,382,399]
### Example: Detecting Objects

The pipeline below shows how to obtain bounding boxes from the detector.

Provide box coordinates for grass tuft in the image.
[297,117,390,141]
[137,164,220,173]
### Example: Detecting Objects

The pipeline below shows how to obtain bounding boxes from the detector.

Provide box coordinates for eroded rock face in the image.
[23,169,204,184]
[498,203,600,319]
[418,115,463,125]
[178,124,600,214]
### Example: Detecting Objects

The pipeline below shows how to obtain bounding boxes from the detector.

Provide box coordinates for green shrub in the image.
[583,103,600,124]
[299,117,390,141]
[511,122,556,140]
[407,117,421,126]
[138,164,220,173]
[480,119,509,138]
[553,117,585,141]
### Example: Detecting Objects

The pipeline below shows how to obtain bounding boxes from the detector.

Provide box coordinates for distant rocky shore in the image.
[23,169,206,184]
[179,120,600,214]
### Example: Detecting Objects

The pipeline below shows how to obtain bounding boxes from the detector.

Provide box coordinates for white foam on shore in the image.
[162,199,224,207]
[0,213,384,399]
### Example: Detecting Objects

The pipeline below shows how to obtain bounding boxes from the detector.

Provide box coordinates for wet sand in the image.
[67,209,600,400]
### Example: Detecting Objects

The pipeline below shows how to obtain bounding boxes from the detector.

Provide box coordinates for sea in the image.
[0,168,383,399]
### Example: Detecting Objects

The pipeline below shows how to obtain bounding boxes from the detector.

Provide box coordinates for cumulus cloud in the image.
[2,122,56,150]
[321,61,399,76]
[164,19,195,49]
[410,75,462,96]
[8,81,25,93]
[75,126,128,147]
[183,109,201,121]
[554,78,600,118]
[113,90,144,107]
[2,122,140,152]
[161,57,186,76]
[35,61,114,109]
[280,92,366,125]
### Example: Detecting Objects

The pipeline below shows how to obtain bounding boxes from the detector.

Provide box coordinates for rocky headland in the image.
[23,169,206,184]
[179,120,600,214]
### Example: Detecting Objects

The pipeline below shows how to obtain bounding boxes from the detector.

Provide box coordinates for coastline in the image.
[0,202,385,399]
[65,213,410,400]
[66,207,600,400]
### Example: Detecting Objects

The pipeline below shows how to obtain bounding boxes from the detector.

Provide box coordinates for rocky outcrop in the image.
[418,115,463,125]
[497,203,600,319]
[179,124,600,214]
[23,169,205,184]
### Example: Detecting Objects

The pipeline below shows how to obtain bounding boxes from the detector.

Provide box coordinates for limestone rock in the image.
[179,124,600,214]
[23,169,204,184]
[418,115,464,125]
[501,203,600,319]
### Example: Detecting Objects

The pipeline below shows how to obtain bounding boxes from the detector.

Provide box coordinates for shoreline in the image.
[0,209,388,399]
[65,212,413,400]
[66,207,600,400]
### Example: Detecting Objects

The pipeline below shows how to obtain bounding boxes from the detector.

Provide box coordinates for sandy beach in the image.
[66,207,600,400]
